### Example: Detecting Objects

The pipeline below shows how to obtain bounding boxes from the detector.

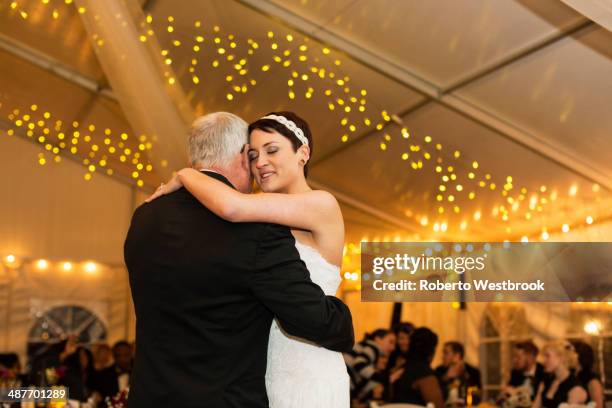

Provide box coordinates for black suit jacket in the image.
[509,362,545,400]
[124,172,354,408]
[93,364,130,401]
[435,362,482,399]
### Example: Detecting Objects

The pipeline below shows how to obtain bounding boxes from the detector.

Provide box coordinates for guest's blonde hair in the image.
[543,340,579,369]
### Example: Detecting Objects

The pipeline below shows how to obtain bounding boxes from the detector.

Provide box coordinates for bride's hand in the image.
[146,173,183,202]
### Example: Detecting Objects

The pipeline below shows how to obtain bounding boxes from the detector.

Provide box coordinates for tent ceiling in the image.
[458,25,612,177]
[1,0,611,242]
[264,0,587,87]
[0,0,104,79]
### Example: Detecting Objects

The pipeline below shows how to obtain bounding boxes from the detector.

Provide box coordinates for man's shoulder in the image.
[434,364,446,374]
[134,188,193,211]
[466,362,480,372]
[95,365,116,377]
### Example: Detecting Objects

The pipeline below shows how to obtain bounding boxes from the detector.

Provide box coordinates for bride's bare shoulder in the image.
[304,190,341,212]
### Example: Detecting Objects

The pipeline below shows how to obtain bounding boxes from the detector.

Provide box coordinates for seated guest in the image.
[93,341,133,402]
[434,341,482,403]
[25,338,69,386]
[93,343,113,371]
[506,340,545,401]
[60,346,96,402]
[572,340,604,408]
[345,329,396,403]
[533,340,587,408]
[0,353,24,387]
[389,327,444,408]
[368,354,391,403]
[387,322,414,371]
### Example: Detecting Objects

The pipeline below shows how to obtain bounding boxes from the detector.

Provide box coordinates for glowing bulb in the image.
[586,215,593,225]
[569,184,578,196]
[84,262,97,274]
[62,262,73,271]
[562,224,570,233]
[36,259,49,270]
[584,320,601,335]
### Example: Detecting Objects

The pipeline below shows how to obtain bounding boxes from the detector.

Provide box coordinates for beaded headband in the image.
[260,114,309,146]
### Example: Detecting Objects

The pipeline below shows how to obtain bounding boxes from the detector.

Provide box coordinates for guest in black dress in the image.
[387,322,414,372]
[572,340,604,408]
[60,346,96,402]
[533,340,587,408]
[389,327,444,408]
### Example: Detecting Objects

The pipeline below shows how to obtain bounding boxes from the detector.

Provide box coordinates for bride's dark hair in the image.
[248,111,313,177]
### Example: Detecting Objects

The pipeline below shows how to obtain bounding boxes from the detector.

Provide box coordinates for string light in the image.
[4,103,154,187]
[7,7,607,239]
[584,320,601,335]
[36,259,49,270]
[84,262,97,274]
[0,255,120,279]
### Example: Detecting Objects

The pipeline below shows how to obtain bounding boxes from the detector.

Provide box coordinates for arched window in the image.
[27,305,107,361]
[565,304,612,394]
[479,304,531,400]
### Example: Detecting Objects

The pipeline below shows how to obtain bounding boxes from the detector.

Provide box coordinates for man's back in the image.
[125,173,354,407]
[126,184,273,406]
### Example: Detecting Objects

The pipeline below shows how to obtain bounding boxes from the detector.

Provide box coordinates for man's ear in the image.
[240,144,251,171]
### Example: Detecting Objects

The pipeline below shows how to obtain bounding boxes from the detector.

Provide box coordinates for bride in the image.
[149,111,350,407]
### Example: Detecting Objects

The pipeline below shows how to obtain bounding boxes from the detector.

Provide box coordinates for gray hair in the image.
[187,112,248,168]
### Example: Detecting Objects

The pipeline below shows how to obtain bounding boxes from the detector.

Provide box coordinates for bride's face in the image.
[248,129,308,193]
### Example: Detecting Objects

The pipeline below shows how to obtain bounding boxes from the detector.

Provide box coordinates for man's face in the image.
[397,331,410,353]
[512,348,533,371]
[114,345,132,370]
[377,333,397,355]
[442,345,460,366]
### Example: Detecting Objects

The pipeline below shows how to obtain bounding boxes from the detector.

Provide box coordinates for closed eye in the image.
[248,150,258,161]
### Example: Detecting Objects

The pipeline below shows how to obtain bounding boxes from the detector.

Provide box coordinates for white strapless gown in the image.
[265,241,350,407]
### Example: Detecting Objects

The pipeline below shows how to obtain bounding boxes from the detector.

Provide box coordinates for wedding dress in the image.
[265,240,350,407]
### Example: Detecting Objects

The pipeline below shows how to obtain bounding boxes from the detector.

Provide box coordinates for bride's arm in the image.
[178,168,341,231]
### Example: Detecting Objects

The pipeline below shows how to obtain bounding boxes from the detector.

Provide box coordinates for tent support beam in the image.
[75,0,193,178]
[236,0,610,190]
[0,33,116,101]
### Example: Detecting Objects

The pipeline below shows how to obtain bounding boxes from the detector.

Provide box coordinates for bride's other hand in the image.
[146,173,183,202]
